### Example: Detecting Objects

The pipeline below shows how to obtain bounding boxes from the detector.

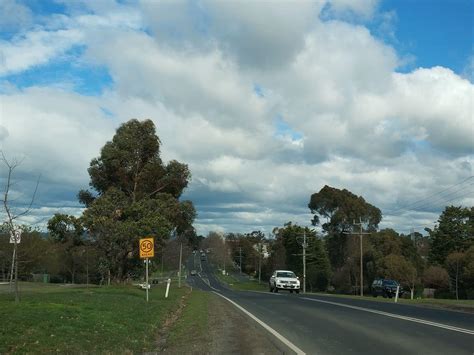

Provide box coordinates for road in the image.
[185,253,474,355]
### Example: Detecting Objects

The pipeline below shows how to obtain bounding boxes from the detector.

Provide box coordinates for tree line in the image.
[203,186,473,299]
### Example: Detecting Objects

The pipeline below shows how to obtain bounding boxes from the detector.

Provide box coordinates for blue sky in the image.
[0,0,473,235]
[378,0,473,75]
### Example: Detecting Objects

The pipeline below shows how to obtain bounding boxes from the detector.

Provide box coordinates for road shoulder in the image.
[162,290,284,354]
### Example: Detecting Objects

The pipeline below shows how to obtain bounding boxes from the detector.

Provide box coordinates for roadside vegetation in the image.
[306,291,474,312]
[0,282,187,353]
[201,186,473,301]
[165,290,210,351]
[215,272,267,292]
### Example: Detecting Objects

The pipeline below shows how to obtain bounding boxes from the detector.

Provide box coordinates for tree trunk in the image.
[9,246,15,289]
[14,244,19,303]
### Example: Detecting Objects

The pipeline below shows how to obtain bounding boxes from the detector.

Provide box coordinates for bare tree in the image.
[1,151,40,303]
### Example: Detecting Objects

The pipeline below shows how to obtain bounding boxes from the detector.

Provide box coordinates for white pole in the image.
[165,278,171,298]
[146,258,149,302]
[178,243,182,288]
[395,285,400,303]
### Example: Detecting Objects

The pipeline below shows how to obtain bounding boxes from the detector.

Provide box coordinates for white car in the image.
[269,270,300,293]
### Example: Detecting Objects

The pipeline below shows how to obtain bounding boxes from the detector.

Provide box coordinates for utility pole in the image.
[258,243,262,284]
[295,229,313,294]
[178,242,183,288]
[303,231,306,294]
[344,218,370,297]
[86,245,89,288]
[239,247,242,275]
[161,249,164,275]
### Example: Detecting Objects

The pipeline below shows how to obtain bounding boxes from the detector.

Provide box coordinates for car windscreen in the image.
[383,280,398,286]
[277,272,296,278]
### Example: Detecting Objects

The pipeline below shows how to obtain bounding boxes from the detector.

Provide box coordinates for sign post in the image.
[139,237,154,302]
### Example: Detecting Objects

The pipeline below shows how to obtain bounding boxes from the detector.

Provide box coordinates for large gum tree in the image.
[77,119,196,282]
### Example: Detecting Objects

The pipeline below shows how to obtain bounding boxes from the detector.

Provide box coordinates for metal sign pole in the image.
[146,258,149,302]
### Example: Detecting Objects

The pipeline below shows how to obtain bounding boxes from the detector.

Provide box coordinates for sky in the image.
[0,0,473,237]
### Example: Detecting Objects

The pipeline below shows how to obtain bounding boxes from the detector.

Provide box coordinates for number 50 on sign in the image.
[139,238,154,258]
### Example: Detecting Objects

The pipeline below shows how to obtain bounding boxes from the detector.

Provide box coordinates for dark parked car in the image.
[371,279,404,298]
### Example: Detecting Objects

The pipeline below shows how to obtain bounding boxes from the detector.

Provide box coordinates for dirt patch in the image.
[162,292,285,354]
[155,286,193,351]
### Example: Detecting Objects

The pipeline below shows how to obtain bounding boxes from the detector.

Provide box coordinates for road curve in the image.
[187,255,474,354]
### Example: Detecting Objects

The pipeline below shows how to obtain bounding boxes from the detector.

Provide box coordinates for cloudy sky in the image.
[0,0,473,236]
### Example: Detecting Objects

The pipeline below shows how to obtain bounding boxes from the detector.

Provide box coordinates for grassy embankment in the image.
[307,291,474,312]
[215,272,267,292]
[0,282,188,353]
[165,290,211,351]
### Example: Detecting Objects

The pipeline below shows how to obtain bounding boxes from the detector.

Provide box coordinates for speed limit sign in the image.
[139,237,154,258]
[10,229,22,244]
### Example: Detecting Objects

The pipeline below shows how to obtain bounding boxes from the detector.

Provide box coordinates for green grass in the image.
[0,282,187,353]
[307,291,474,311]
[215,272,267,292]
[166,290,210,349]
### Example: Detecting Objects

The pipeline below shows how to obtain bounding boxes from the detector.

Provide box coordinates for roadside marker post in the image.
[139,237,154,302]
[395,285,400,303]
[165,278,171,298]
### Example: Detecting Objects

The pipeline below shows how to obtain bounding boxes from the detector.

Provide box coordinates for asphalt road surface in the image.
[186,253,474,355]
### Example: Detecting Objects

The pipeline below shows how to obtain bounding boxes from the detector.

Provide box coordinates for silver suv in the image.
[269,270,300,293]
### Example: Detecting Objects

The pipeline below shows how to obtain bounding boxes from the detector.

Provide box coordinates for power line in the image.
[411,185,473,212]
[384,176,473,215]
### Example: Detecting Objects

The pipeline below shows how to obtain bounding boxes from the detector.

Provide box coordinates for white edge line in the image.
[301,297,474,336]
[212,291,306,355]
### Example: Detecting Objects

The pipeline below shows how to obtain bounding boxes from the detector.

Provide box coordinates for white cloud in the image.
[0,0,33,31]
[1,0,472,236]
[140,0,325,69]
[0,87,116,186]
[0,29,83,75]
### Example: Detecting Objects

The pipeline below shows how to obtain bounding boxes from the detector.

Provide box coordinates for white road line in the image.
[301,297,474,336]
[246,290,284,296]
[213,291,306,355]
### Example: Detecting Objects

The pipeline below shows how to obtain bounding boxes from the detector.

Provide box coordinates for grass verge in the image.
[0,282,187,353]
[307,291,474,312]
[215,272,267,292]
[165,290,210,351]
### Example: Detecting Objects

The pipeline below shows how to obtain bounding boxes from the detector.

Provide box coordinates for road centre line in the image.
[212,291,307,355]
[246,290,284,296]
[300,297,474,336]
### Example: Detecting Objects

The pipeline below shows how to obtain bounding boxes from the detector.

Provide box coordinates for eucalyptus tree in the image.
[76,119,195,282]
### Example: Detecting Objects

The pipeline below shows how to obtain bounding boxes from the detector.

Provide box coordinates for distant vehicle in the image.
[269,270,300,293]
[190,270,197,276]
[371,279,404,298]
